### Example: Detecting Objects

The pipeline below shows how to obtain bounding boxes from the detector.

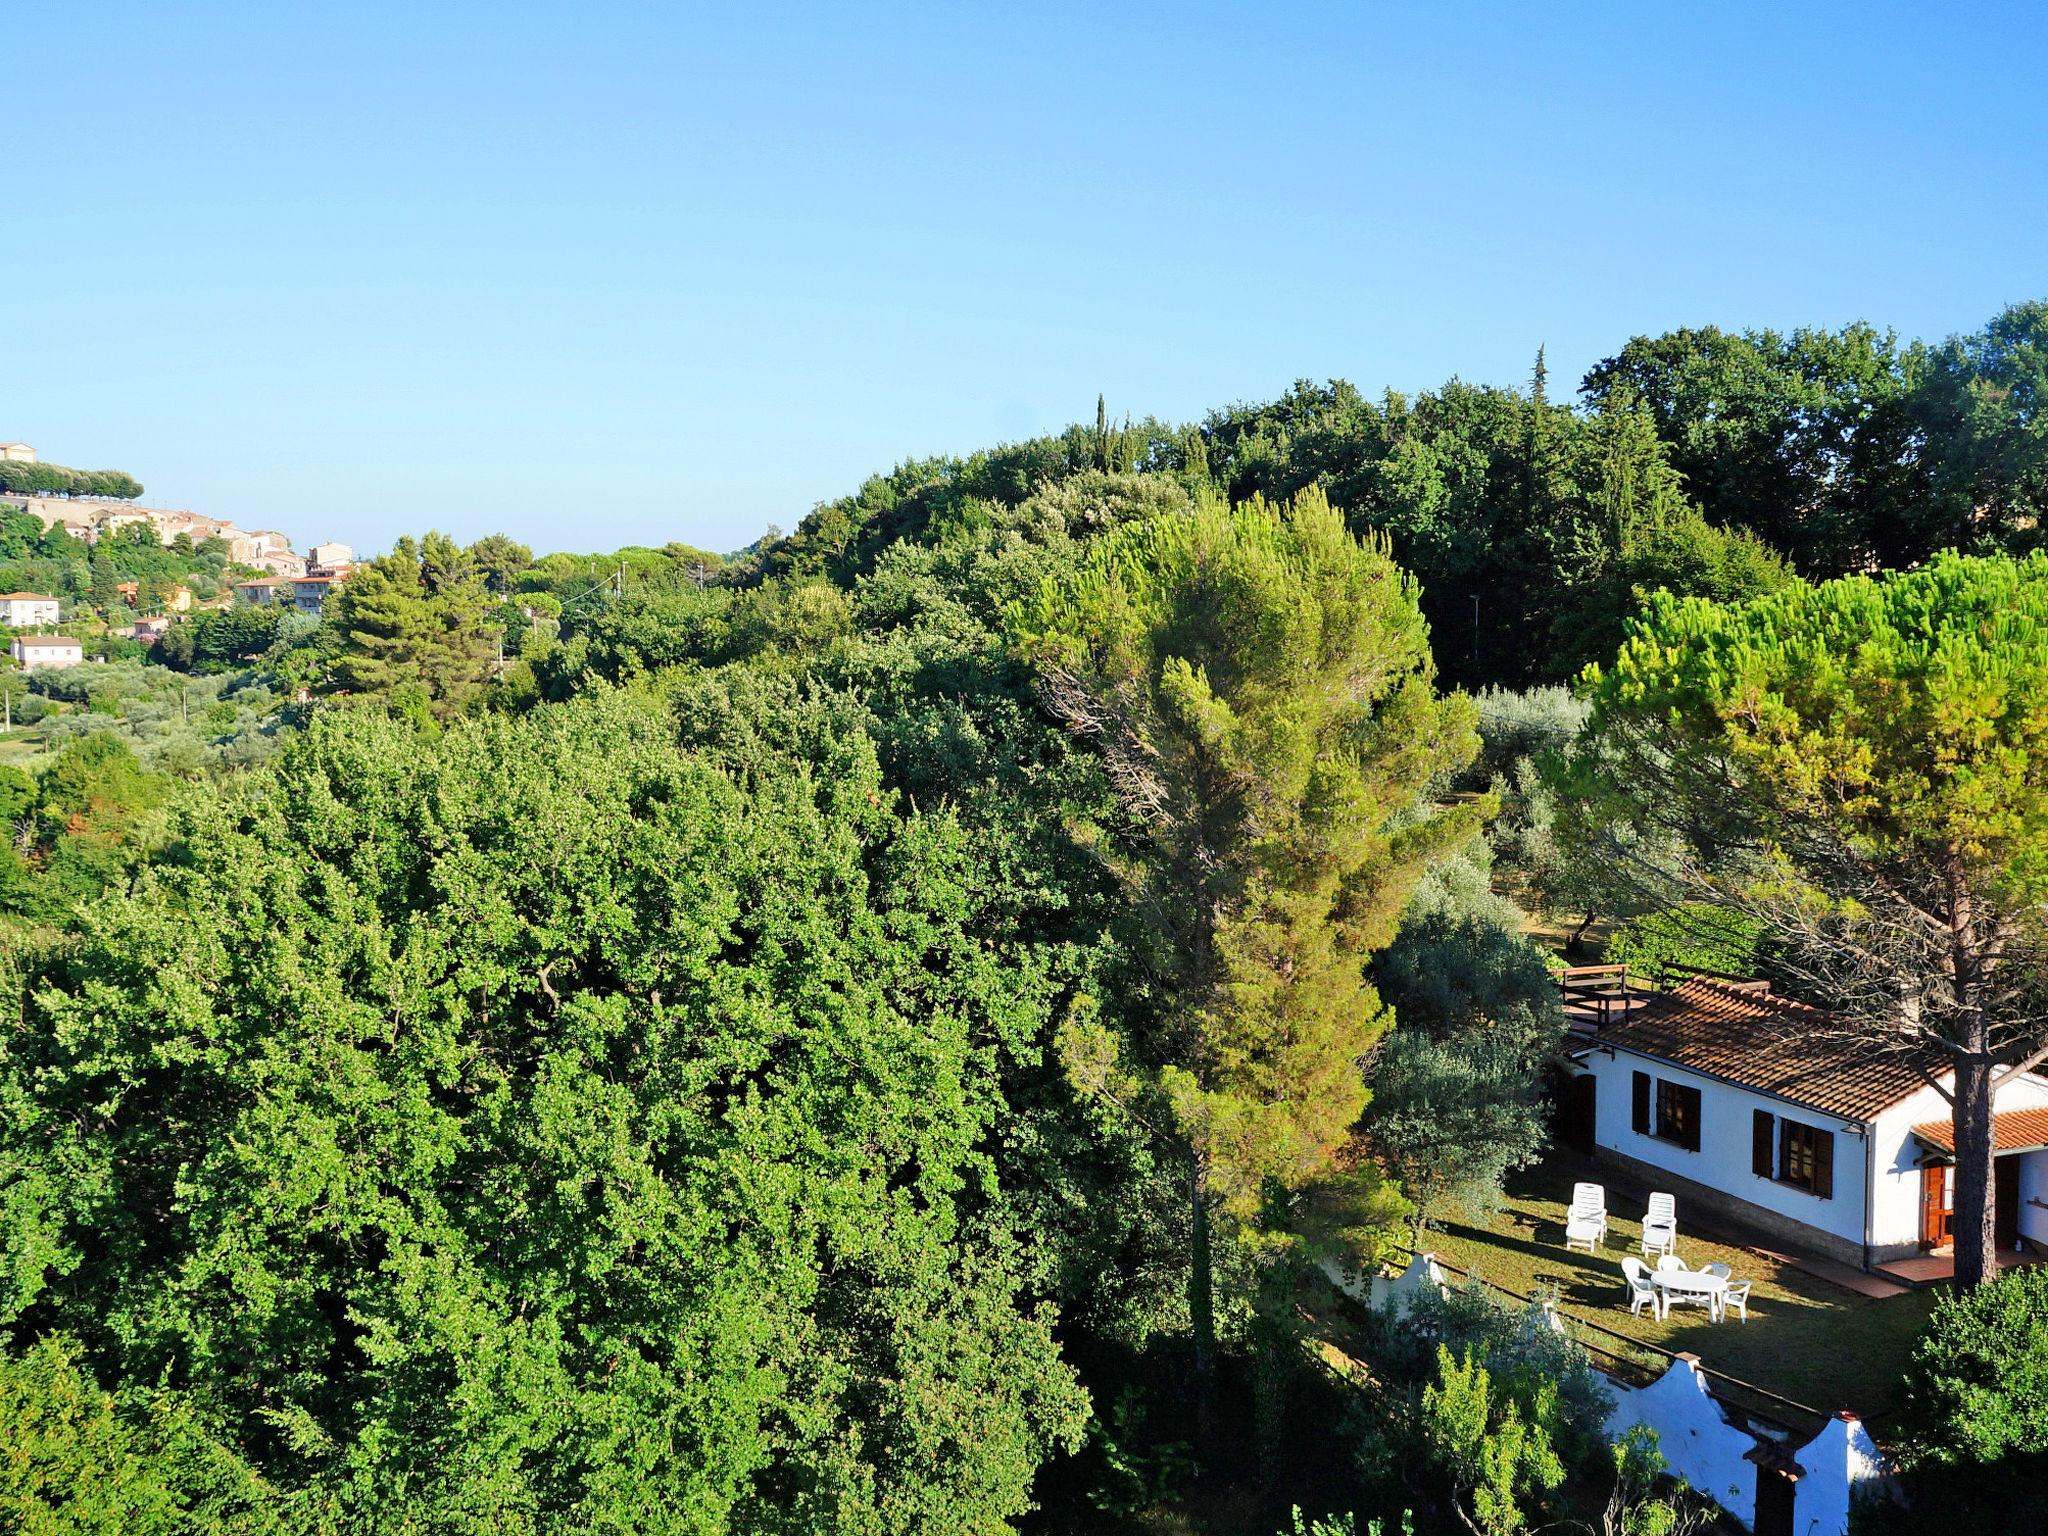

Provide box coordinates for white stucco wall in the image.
[1868,1080,1949,1252]
[1581,1050,1870,1249]
[2020,1149,2048,1248]
[0,597,59,626]
[1792,1414,1889,1536]
[1869,1072,2048,1251]
[1605,1360,1758,1530]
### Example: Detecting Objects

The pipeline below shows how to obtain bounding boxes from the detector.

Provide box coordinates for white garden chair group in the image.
[1568,1185,1754,1324]
[1635,1253,1752,1324]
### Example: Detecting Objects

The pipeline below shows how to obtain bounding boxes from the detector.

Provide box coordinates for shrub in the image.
[1897,1263,2048,1466]
[1605,904,1764,978]
[0,1335,272,1533]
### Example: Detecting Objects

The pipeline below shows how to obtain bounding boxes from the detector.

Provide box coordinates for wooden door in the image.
[1996,1157,2022,1252]
[1922,1163,1954,1248]
[1562,1073,1597,1154]
[1754,1462,1796,1536]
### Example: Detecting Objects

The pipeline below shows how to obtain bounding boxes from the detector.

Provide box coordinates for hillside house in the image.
[132,616,171,644]
[0,443,34,463]
[10,634,82,671]
[235,577,286,606]
[0,592,60,628]
[291,572,346,614]
[308,540,354,568]
[1559,974,2048,1275]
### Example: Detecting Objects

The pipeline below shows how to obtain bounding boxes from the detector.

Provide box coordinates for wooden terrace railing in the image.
[1552,963,1644,1028]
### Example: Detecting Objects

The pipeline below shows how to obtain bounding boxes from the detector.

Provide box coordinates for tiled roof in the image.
[1592,977,1933,1122]
[13,634,80,647]
[0,592,54,600]
[1911,1105,2048,1156]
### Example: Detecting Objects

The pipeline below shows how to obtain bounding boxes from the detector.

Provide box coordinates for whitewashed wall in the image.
[1603,1358,1759,1529]
[1870,1073,2048,1251]
[1353,1256,1884,1536]
[1581,1051,1870,1249]
[2020,1149,2048,1247]
[1791,1412,1888,1536]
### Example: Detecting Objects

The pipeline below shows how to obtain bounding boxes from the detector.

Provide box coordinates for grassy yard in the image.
[1410,1152,1935,1422]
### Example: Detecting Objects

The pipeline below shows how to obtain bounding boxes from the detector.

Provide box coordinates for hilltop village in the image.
[0,439,354,668]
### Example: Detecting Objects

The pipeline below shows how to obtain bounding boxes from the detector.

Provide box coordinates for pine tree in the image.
[1011,488,1481,1438]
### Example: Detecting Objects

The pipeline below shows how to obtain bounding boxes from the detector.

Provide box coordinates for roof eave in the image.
[1595,1035,1889,1128]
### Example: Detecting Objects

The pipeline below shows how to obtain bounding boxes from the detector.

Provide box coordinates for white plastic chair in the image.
[1621,1256,1665,1320]
[1721,1279,1751,1322]
[1701,1262,1732,1281]
[1564,1182,1608,1254]
[1655,1254,1688,1272]
[1641,1192,1678,1258]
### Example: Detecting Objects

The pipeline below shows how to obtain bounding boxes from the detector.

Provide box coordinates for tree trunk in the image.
[1187,1151,1217,1454]
[1950,1050,1999,1289]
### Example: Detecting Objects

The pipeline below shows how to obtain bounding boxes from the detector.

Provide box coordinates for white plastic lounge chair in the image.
[1621,1256,1665,1320]
[1641,1192,1678,1257]
[1721,1279,1752,1322]
[1564,1182,1608,1254]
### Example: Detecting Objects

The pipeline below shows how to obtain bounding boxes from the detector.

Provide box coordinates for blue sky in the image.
[4,2,2044,557]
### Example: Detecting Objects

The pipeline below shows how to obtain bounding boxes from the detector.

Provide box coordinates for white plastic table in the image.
[1653,1269,1728,1321]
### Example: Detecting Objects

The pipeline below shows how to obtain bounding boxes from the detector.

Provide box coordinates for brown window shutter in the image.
[1753,1110,1774,1178]
[1683,1087,1702,1152]
[1632,1072,1650,1135]
[1814,1129,1834,1200]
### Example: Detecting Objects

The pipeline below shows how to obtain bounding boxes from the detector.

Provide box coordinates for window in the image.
[1653,1080,1702,1151]
[1779,1118,1835,1199]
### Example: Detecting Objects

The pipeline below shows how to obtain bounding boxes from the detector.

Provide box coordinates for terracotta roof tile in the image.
[1910,1106,2048,1155]
[1592,977,1932,1122]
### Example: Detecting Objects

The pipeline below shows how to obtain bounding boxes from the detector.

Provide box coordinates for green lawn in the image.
[1410,1152,1935,1423]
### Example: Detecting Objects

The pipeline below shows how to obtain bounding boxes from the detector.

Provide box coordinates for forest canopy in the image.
[2,298,2047,1534]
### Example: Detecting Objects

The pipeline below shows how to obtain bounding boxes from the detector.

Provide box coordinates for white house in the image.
[0,443,35,464]
[308,540,354,568]
[0,592,60,628]
[1561,975,2048,1272]
[10,634,82,671]
[290,572,346,614]
[235,577,287,606]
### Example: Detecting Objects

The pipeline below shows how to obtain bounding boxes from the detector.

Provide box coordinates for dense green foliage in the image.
[6,299,2048,1531]
[0,503,241,625]
[1366,914,1561,1241]
[1011,488,1479,1444]
[0,697,1089,1533]
[1602,905,1765,979]
[1866,1266,2048,1534]
[0,462,144,500]
[1897,1263,2048,1465]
